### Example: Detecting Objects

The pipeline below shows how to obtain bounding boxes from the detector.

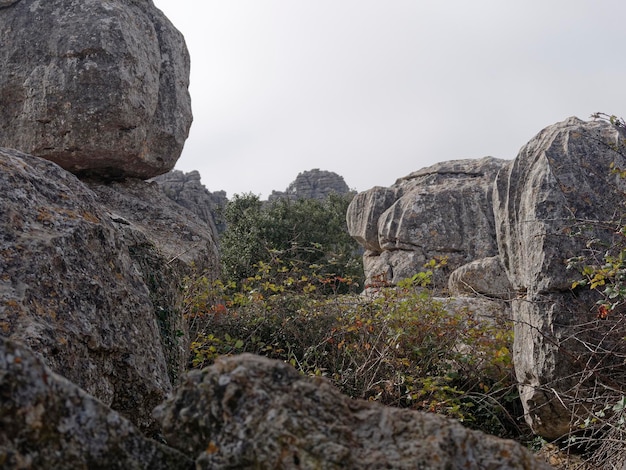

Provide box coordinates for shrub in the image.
[183,257,523,439]
[219,192,363,292]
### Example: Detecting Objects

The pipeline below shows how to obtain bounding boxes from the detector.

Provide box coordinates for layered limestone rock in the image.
[153,169,227,234]
[348,117,626,441]
[269,168,352,201]
[0,336,193,470]
[0,0,192,179]
[494,117,626,439]
[347,157,508,288]
[155,353,550,470]
[0,148,218,434]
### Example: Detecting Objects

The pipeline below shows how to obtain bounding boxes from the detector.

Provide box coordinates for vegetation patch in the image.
[183,256,523,439]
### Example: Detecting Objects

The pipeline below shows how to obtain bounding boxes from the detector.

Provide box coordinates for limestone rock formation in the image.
[155,353,550,470]
[0,148,218,434]
[269,168,352,201]
[494,117,626,439]
[448,256,513,300]
[85,176,219,385]
[0,0,192,179]
[347,157,508,288]
[0,335,193,470]
[153,169,227,234]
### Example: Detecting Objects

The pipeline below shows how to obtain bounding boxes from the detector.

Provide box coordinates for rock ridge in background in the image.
[269,168,352,201]
[153,169,227,234]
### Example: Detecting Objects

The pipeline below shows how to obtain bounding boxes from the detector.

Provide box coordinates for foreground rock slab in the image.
[156,354,550,470]
[0,336,192,470]
[0,0,192,179]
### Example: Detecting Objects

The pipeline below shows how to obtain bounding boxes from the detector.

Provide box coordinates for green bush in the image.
[219,192,363,292]
[183,257,523,439]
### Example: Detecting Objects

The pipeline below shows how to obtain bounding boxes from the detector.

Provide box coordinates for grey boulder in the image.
[494,116,626,439]
[0,0,192,179]
[0,335,193,470]
[155,353,550,470]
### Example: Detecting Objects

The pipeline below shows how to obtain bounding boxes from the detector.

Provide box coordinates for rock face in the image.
[155,353,549,470]
[0,148,218,434]
[85,176,220,385]
[0,335,193,470]
[0,0,192,179]
[347,157,508,288]
[153,169,227,234]
[494,117,626,439]
[269,168,352,201]
[348,117,626,442]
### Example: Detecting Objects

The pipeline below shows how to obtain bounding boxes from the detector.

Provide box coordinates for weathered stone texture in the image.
[0,335,193,470]
[0,0,192,179]
[348,157,508,287]
[494,117,626,439]
[0,148,218,434]
[85,176,220,385]
[155,353,550,470]
[153,169,227,234]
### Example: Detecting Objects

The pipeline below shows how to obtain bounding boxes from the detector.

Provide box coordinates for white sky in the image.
[153,0,626,198]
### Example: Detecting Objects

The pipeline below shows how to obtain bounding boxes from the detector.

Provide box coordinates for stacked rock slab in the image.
[346,157,508,288]
[0,335,193,469]
[0,0,192,179]
[155,353,551,470]
[494,117,626,439]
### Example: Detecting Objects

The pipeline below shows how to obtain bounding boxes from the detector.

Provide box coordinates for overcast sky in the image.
[152,0,626,198]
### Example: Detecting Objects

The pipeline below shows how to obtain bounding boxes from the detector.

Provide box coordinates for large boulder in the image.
[155,353,549,470]
[0,335,193,469]
[0,0,192,179]
[0,148,218,433]
[494,117,626,439]
[347,157,508,288]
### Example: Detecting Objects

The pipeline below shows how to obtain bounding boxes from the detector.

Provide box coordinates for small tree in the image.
[219,192,363,292]
[219,193,266,283]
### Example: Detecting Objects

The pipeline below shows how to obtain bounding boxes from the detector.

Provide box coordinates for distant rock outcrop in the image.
[269,168,352,201]
[347,157,507,288]
[153,169,227,234]
[0,335,193,470]
[0,147,218,434]
[155,353,550,470]
[0,0,192,179]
